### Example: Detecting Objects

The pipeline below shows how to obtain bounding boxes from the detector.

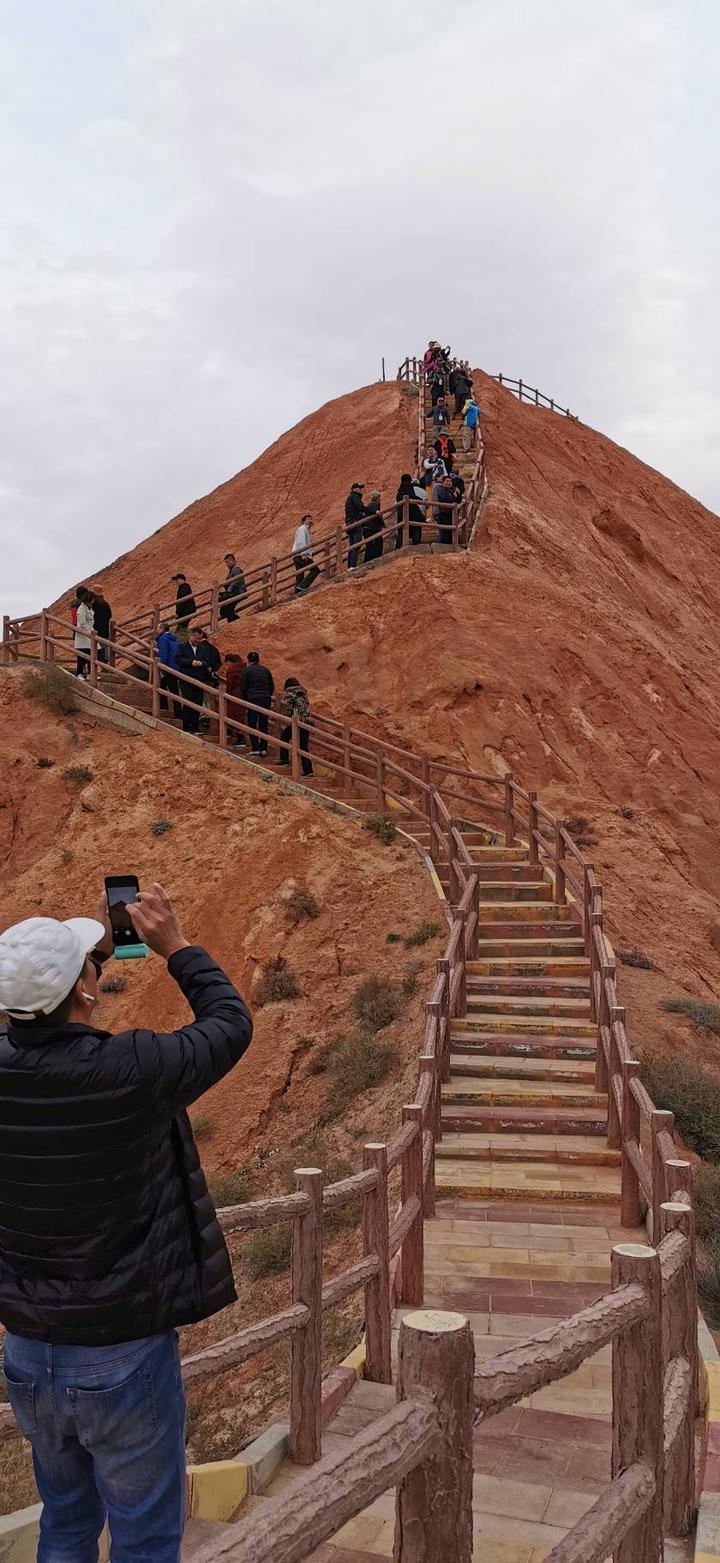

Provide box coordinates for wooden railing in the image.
[492,373,578,419]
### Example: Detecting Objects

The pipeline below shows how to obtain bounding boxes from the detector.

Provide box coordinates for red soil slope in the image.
[0,674,440,1170]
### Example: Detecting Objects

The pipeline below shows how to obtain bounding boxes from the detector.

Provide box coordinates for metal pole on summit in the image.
[382,356,386,382]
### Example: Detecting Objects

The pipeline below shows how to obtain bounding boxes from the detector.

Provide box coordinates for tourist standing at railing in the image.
[239,651,274,756]
[449,363,472,417]
[292,515,320,595]
[461,393,480,452]
[429,371,445,407]
[278,677,314,777]
[423,341,440,378]
[224,652,246,746]
[430,394,450,434]
[175,630,206,733]
[218,554,247,622]
[362,488,384,563]
[433,473,456,546]
[90,586,112,663]
[73,589,94,679]
[171,572,196,630]
[0,884,252,1562]
[395,473,424,549]
[156,622,182,718]
[423,444,446,491]
[344,481,368,572]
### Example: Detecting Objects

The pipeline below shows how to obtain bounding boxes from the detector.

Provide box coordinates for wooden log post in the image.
[468,872,480,960]
[290,1168,323,1466]
[217,681,228,751]
[363,1144,392,1384]
[336,524,345,573]
[504,774,515,847]
[651,1109,674,1242]
[291,714,301,782]
[376,752,387,813]
[209,581,220,634]
[611,1243,664,1563]
[399,1107,424,1307]
[1,616,9,667]
[554,822,566,905]
[606,1004,625,1150]
[665,1158,693,1208]
[527,791,539,864]
[40,610,49,662]
[343,723,352,796]
[269,556,278,607]
[108,619,116,667]
[659,1200,697,1535]
[89,631,98,689]
[451,504,460,552]
[621,1060,643,1228]
[419,1056,437,1216]
[394,1310,474,1563]
[150,651,160,719]
[450,911,468,1015]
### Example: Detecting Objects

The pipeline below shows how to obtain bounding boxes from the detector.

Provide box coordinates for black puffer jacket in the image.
[0,947,252,1345]
[239,663,274,702]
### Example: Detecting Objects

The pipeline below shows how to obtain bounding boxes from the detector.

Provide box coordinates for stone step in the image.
[441,1103,607,1135]
[475,881,553,903]
[434,1132,620,1166]
[477,920,582,941]
[469,955,590,977]
[453,1012,596,1038]
[466,845,528,861]
[466,995,591,1020]
[469,940,586,962]
[441,1079,606,1109]
[449,1053,596,1083]
[450,1031,596,1061]
[435,1157,621,1204]
[467,974,590,999]
[478,902,578,924]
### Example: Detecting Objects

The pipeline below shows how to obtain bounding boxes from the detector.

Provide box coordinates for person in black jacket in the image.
[362,489,384,563]
[344,482,367,571]
[175,629,207,732]
[0,885,252,1561]
[395,473,425,550]
[239,650,275,756]
[171,572,196,629]
[90,585,112,662]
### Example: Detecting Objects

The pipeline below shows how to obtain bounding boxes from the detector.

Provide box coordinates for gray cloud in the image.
[1,0,718,619]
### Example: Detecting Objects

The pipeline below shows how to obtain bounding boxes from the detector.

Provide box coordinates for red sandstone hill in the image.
[50,366,720,1016]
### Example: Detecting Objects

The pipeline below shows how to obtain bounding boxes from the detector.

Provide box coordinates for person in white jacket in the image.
[291,515,320,596]
[74,589,95,679]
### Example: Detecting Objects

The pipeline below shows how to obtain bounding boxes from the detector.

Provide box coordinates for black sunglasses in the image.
[88,954,103,980]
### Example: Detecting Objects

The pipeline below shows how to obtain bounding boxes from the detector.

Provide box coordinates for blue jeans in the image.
[4,1331,186,1563]
[346,526,364,569]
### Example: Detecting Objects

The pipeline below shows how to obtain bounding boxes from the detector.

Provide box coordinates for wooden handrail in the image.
[493,372,578,420]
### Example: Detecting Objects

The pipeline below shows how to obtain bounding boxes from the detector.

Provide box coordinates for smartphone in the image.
[104,875,148,960]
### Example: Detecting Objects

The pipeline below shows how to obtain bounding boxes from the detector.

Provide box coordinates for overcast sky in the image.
[1,0,718,618]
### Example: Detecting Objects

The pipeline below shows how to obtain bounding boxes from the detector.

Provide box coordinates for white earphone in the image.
[81,992,95,1004]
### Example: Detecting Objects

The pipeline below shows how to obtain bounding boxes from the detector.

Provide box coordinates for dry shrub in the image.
[663,996,720,1037]
[151,818,173,836]
[207,1168,254,1208]
[404,921,442,948]
[617,947,658,971]
[321,1032,399,1117]
[286,886,319,924]
[63,764,93,784]
[699,1239,720,1326]
[641,1053,720,1163]
[365,813,397,845]
[255,956,300,1006]
[695,1162,720,1240]
[23,665,77,715]
[100,974,126,994]
[352,976,403,1032]
[244,1224,291,1280]
[36,757,54,768]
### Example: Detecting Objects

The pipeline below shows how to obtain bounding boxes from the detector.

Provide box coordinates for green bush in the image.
[63,764,93,784]
[244,1224,292,1280]
[695,1162,720,1240]
[641,1053,720,1162]
[365,813,397,845]
[208,1168,254,1208]
[151,819,173,836]
[663,996,720,1037]
[402,972,418,998]
[352,976,403,1032]
[386,932,402,944]
[323,1032,399,1116]
[255,957,300,1005]
[286,886,319,924]
[404,921,442,948]
[23,665,76,715]
[36,757,54,769]
[617,947,658,971]
[699,1238,720,1327]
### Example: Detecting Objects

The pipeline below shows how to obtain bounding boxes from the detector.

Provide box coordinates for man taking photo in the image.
[0,883,252,1562]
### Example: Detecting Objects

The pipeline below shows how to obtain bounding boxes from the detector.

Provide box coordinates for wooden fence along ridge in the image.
[0,353,702,1560]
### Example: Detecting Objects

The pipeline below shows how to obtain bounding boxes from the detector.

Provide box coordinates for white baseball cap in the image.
[0,917,106,1020]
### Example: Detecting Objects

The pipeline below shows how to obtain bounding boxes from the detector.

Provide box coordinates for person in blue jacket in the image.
[156,622,181,719]
[462,394,480,453]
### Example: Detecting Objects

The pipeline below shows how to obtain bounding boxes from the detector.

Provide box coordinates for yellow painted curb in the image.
[342,1342,367,1379]
[706,1361,720,1421]
[186,1459,248,1521]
